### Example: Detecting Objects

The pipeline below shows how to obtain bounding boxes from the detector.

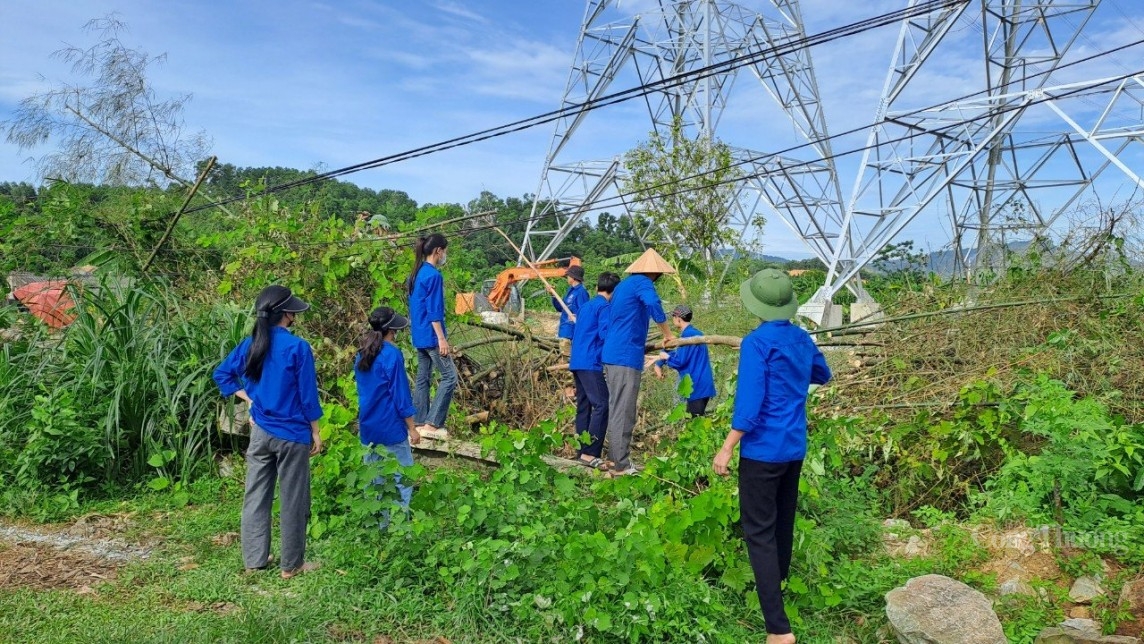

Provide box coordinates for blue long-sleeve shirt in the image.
[355,341,417,447]
[213,326,323,444]
[656,324,716,401]
[552,283,589,340]
[568,294,611,372]
[410,262,446,350]
[732,320,831,463]
[601,275,667,370]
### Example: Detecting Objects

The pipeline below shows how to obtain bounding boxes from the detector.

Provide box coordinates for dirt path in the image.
[0,516,152,592]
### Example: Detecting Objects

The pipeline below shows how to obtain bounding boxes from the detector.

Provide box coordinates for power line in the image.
[27,8,1144,261]
[176,0,970,216]
[32,63,1144,261]
[180,1,1139,234]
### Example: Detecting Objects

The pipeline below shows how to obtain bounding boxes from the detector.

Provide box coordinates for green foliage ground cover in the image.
[2,177,1144,641]
[0,394,994,643]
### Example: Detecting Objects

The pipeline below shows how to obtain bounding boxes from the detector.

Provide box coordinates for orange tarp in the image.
[12,281,77,329]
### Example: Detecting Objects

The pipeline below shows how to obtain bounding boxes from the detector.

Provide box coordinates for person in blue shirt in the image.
[601,248,676,476]
[551,264,589,354]
[654,304,717,417]
[713,269,831,644]
[568,271,620,469]
[355,306,421,526]
[213,285,323,580]
[406,234,457,441]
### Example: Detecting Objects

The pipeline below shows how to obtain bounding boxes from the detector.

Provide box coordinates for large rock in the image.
[1070,576,1106,604]
[1000,578,1037,597]
[1119,578,1144,638]
[885,575,1006,644]
[1033,624,1139,643]
[1122,578,1144,613]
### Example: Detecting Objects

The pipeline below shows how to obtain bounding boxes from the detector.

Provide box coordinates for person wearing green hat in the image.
[712,268,831,643]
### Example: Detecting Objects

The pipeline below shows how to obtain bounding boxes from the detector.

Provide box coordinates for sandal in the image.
[243,554,275,574]
[576,456,607,471]
[280,561,320,580]
[418,425,450,440]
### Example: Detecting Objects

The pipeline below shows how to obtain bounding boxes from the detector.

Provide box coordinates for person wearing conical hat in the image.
[600,248,676,476]
[712,268,831,644]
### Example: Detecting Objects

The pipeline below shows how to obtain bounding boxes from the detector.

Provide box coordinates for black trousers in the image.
[571,370,608,458]
[686,397,710,417]
[739,457,802,635]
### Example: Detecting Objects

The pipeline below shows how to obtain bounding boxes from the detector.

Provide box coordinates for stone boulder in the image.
[1070,576,1106,604]
[1033,623,1139,643]
[1000,578,1036,597]
[885,575,1006,644]
[1119,577,1144,638]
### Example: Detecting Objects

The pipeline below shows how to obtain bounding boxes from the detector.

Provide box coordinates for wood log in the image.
[644,334,743,352]
[461,320,560,351]
[453,336,519,354]
[413,435,587,473]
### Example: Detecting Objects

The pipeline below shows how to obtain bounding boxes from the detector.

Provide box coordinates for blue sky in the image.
[2,1,1143,257]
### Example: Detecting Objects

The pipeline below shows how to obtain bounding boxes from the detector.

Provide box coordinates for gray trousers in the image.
[605,365,642,470]
[242,423,311,571]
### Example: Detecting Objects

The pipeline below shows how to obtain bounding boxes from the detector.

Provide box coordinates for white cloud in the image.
[433,1,488,25]
[464,39,572,101]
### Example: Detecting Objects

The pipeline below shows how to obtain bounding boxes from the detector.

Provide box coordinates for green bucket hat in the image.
[740,269,798,321]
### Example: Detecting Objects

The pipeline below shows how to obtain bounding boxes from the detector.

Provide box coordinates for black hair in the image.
[406,233,448,295]
[357,306,399,372]
[597,272,621,294]
[245,285,292,381]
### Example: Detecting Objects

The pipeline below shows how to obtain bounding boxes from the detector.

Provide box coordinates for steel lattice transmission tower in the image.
[521,0,1144,325]
[806,0,1144,324]
[518,0,845,280]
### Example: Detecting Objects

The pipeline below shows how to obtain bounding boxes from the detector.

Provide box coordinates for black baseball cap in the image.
[670,304,693,321]
[258,285,311,316]
[369,306,410,331]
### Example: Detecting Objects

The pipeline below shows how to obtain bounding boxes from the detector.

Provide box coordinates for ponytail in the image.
[245,286,291,381]
[357,330,384,372]
[406,233,448,295]
[357,306,400,371]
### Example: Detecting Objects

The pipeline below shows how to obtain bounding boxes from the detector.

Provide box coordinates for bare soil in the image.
[0,514,152,593]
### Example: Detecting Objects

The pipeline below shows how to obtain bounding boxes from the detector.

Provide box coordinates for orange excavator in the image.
[456,256,581,315]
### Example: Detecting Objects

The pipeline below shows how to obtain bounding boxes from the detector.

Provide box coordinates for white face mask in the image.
[438,251,448,267]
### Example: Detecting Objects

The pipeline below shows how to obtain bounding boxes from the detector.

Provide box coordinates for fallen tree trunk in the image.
[453,336,519,354]
[462,320,560,351]
[546,334,745,371]
[643,334,743,352]
[413,435,583,473]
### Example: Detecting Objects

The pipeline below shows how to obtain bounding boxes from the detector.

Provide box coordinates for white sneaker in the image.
[418,426,450,440]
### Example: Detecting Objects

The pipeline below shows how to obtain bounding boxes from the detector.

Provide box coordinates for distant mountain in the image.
[714,249,810,264]
[719,240,1052,276]
[924,240,1038,276]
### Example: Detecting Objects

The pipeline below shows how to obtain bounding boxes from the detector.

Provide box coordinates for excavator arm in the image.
[456,257,581,315]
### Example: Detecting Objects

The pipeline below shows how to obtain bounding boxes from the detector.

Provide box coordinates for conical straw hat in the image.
[625,248,676,274]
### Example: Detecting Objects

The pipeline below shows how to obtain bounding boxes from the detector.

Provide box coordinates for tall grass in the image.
[0,281,248,501]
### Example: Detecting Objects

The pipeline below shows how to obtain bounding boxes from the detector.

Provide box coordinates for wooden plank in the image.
[412,436,585,473]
